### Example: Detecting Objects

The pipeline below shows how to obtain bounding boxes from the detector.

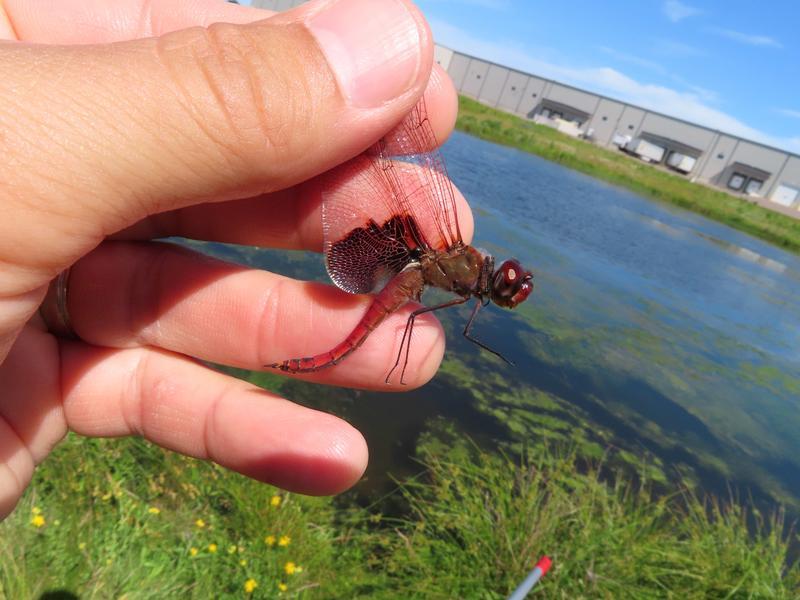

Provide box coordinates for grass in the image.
[383,433,800,598]
[455,95,800,254]
[0,434,378,599]
[2,430,798,598]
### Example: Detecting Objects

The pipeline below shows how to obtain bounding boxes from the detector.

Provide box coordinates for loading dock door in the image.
[771,184,799,207]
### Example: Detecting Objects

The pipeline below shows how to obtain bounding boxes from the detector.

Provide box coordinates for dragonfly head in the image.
[490,259,533,309]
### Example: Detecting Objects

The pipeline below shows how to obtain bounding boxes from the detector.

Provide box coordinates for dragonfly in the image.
[270,98,534,384]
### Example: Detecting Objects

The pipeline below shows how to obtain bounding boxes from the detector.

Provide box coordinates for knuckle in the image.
[128,349,177,439]
[255,276,285,365]
[125,243,174,342]
[159,22,323,182]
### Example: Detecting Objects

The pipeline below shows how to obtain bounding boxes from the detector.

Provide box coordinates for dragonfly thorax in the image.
[420,244,486,297]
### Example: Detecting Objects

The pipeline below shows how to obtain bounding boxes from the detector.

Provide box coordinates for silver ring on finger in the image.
[39,267,78,339]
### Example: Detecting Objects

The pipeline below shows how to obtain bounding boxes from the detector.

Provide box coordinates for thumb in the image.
[0,0,432,282]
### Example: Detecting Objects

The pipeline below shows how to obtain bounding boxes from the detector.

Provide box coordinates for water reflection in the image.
[693,230,789,275]
[189,131,800,515]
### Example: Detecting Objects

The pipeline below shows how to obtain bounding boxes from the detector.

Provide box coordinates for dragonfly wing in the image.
[325,213,415,294]
[322,97,462,294]
[369,98,463,251]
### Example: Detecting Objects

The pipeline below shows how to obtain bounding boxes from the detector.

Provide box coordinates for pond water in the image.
[199,130,800,511]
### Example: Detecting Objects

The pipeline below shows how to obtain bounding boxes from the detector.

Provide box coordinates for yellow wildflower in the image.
[228,545,237,554]
[240,559,248,567]
[265,535,276,546]
[30,515,45,528]
[147,507,161,515]
[190,547,199,557]
[78,542,87,551]
[195,518,206,528]
[278,582,288,592]
[208,543,218,553]
[270,495,282,507]
[244,579,258,594]
[31,506,42,515]
[101,492,112,502]
[284,561,297,575]
[278,535,291,547]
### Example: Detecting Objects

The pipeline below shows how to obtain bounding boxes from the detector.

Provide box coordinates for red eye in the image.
[492,259,534,308]
[501,260,528,285]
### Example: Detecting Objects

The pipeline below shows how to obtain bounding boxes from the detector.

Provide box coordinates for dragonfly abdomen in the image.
[269,266,425,374]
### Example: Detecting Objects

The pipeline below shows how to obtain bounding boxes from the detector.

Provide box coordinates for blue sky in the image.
[414,0,799,152]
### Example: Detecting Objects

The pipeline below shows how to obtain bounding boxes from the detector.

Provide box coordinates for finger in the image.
[3,0,269,42]
[66,241,445,389]
[1,0,434,290]
[0,327,64,519]
[60,341,369,494]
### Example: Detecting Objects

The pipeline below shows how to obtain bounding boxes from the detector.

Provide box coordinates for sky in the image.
[414,0,800,153]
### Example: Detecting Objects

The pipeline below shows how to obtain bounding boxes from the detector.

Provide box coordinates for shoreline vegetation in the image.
[455,96,800,255]
[2,432,798,597]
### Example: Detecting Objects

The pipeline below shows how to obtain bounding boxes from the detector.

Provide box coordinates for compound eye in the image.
[498,259,527,290]
[491,259,533,308]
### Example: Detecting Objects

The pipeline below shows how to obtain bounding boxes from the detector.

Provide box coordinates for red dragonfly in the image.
[271,99,534,383]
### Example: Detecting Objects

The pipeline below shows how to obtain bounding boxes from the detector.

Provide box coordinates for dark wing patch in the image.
[326,216,417,294]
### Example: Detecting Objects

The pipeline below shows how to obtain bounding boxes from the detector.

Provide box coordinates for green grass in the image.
[455,95,800,254]
[383,434,800,598]
[2,431,798,598]
[0,435,378,599]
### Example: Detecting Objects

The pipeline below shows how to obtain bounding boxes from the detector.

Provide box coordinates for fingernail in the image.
[307,0,424,108]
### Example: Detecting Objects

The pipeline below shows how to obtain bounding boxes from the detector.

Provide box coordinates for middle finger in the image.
[66,240,446,390]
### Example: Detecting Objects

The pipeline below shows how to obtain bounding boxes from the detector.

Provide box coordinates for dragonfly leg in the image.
[463,300,514,365]
[385,296,469,385]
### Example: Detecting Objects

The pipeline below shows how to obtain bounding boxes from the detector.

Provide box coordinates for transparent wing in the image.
[322,98,462,294]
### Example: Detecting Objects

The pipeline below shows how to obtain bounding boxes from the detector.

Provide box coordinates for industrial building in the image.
[255,0,800,217]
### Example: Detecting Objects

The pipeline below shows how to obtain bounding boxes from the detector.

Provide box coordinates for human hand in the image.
[0,0,462,520]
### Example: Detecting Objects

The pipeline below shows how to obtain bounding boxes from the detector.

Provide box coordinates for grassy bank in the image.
[455,96,800,254]
[2,432,798,598]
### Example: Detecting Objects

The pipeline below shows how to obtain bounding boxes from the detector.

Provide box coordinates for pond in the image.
[196,130,800,512]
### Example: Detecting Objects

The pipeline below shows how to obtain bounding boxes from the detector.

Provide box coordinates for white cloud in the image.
[598,45,716,102]
[708,27,782,48]
[431,18,800,153]
[662,1,701,22]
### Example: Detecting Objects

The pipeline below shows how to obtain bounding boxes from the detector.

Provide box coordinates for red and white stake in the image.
[507,556,552,599]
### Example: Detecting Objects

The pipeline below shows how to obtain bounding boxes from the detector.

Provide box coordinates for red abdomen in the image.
[270,267,425,374]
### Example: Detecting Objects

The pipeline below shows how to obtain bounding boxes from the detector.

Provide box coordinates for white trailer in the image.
[626,138,665,163]
[666,151,697,174]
